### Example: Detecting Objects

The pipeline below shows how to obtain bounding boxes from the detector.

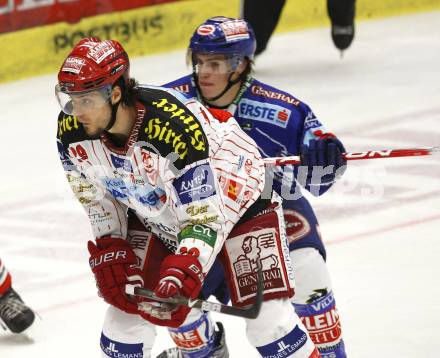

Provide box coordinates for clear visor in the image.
[55,84,112,116]
[187,50,243,75]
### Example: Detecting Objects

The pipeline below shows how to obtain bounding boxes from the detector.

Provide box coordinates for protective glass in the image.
[189,51,242,75]
[55,84,112,116]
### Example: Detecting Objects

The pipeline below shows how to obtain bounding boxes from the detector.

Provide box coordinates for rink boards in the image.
[0,0,439,83]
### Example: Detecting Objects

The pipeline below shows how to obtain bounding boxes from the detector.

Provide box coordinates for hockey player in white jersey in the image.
[55,37,321,357]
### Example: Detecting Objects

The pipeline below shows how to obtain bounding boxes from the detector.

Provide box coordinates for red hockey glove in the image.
[138,254,204,327]
[88,237,143,314]
[155,254,204,299]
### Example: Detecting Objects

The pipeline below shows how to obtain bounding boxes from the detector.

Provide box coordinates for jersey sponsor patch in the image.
[67,174,100,204]
[100,332,143,358]
[241,121,253,131]
[256,325,309,358]
[58,114,79,137]
[172,84,191,94]
[303,110,323,130]
[226,226,292,303]
[251,85,300,106]
[168,313,214,354]
[238,98,291,128]
[178,224,217,247]
[110,154,133,172]
[57,141,73,168]
[231,229,283,294]
[170,328,204,350]
[57,112,88,150]
[103,177,166,206]
[186,205,219,225]
[219,176,244,201]
[173,164,216,205]
[283,209,311,243]
[150,97,207,155]
[139,91,209,169]
[294,291,343,347]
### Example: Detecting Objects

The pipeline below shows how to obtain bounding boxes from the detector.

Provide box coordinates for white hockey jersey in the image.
[56,85,265,273]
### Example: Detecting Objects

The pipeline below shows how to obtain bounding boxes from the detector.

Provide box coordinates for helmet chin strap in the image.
[194,70,245,104]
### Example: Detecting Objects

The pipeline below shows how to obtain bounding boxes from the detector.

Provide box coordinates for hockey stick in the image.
[263,146,440,166]
[126,268,264,319]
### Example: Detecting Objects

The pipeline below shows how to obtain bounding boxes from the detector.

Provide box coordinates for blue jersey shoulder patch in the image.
[238,98,291,128]
[162,75,197,99]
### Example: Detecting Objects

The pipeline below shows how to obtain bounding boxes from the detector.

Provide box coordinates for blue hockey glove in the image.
[300,131,347,185]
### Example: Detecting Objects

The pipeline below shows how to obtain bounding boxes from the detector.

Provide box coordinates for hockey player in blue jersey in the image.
[159,17,348,358]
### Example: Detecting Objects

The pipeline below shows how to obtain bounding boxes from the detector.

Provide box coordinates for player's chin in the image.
[200,86,214,97]
[84,126,104,139]
[201,89,219,101]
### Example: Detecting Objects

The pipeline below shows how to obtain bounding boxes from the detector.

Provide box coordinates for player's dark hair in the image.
[243,58,254,77]
[113,77,138,107]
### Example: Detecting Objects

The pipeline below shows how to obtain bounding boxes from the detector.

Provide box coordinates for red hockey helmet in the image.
[55,37,130,115]
[57,37,129,92]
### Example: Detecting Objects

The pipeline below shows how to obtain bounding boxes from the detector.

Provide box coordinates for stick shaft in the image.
[126,269,264,319]
[264,147,439,166]
[129,287,261,319]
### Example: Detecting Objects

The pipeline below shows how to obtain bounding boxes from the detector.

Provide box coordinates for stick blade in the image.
[126,267,265,319]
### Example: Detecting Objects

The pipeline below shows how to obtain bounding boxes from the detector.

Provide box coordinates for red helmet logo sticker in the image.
[197,24,216,36]
[62,56,86,74]
[86,40,116,64]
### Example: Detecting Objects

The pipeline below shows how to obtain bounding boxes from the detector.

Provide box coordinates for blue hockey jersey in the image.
[164,74,336,198]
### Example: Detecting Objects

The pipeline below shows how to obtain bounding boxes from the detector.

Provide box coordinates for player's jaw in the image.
[198,73,228,100]
[77,109,111,139]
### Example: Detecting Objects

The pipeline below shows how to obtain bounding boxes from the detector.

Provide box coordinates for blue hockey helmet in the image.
[189,17,256,63]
